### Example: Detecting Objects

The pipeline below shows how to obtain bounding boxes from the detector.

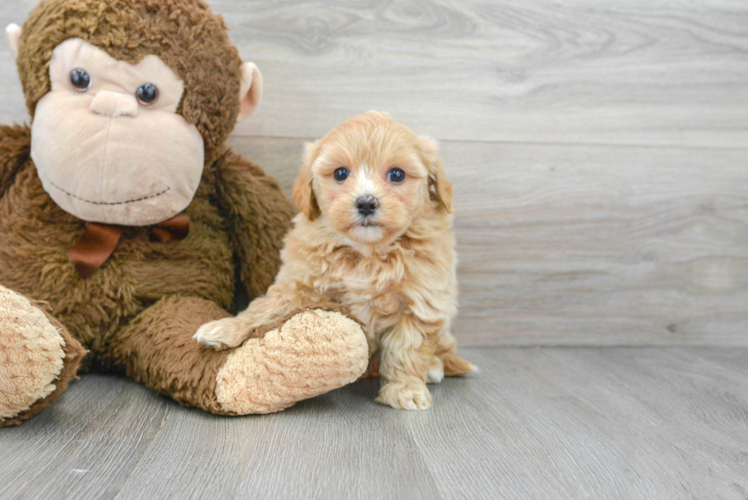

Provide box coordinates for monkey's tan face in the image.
[31,39,205,226]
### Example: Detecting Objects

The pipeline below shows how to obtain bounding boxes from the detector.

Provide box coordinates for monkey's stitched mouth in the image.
[43,174,171,206]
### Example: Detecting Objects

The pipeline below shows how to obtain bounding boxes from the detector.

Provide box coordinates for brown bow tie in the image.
[67,213,190,280]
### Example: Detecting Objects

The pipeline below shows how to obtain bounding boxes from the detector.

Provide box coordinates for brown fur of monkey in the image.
[0,0,369,425]
[0,126,291,365]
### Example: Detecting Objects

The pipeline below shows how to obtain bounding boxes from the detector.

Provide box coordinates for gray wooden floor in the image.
[1,0,748,498]
[1,347,747,499]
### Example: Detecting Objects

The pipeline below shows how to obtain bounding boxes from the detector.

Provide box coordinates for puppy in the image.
[195,112,475,410]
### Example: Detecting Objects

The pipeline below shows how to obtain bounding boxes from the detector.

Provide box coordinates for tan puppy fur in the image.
[195,112,475,410]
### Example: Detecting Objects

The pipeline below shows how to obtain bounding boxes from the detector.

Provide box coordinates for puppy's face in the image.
[293,112,453,245]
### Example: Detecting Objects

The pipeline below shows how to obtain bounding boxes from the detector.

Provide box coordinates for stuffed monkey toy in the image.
[0,0,369,426]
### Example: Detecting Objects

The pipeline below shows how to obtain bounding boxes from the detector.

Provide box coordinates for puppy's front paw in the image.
[194,317,248,350]
[376,381,432,410]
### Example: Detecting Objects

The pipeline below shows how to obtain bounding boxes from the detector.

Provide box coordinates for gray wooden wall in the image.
[1,0,747,347]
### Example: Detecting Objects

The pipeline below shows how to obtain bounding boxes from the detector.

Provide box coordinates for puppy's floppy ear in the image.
[292,141,322,220]
[418,136,454,214]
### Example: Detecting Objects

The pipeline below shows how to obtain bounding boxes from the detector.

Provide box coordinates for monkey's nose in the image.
[90,90,139,118]
[355,195,379,216]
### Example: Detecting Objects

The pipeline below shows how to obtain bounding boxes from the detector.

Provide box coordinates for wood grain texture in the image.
[114,382,442,500]
[1,347,746,499]
[229,136,748,347]
[406,346,748,500]
[0,375,169,500]
[3,0,748,147]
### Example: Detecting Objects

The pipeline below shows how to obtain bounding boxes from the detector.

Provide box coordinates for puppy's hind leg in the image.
[426,355,444,384]
[435,331,477,377]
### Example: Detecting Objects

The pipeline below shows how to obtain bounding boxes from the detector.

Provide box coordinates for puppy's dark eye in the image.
[334,167,350,182]
[70,69,91,92]
[136,84,159,105]
[387,168,405,183]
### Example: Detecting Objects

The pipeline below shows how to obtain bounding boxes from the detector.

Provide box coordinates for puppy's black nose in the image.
[355,195,379,216]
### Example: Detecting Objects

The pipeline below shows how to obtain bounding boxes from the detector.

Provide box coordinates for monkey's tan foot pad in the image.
[0,286,85,426]
[215,309,369,414]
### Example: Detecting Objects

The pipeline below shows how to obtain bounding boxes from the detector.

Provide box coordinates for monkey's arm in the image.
[0,125,31,198]
[215,148,297,299]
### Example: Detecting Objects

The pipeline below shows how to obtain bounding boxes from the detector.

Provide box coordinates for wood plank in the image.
[218,0,748,148]
[406,346,748,499]
[229,135,748,347]
[0,375,169,500]
[2,347,747,499]
[2,0,748,147]
[114,381,443,500]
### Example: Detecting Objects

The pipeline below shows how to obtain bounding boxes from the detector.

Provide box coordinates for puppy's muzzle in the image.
[355,195,379,217]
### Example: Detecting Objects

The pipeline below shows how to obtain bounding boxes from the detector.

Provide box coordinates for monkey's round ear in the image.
[292,141,322,220]
[237,62,263,123]
[5,24,21,61]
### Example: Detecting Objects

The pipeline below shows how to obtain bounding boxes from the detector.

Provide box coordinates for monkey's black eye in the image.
[334,167,350,182]
[387,168,405,183]
[70,69,91,92]
[136,84,159,105]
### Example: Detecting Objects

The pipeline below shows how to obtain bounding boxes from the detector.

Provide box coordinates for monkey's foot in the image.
[0,286,85,426]
[214,309,369,414]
